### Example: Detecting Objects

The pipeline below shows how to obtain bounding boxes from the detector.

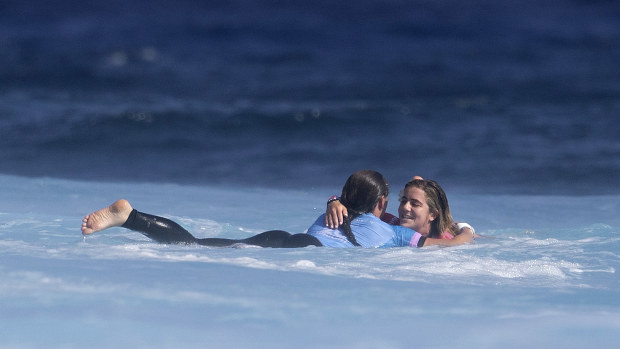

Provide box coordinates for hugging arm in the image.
[325,176,424,229]
[325,198,348,228]
[421,229,474,247]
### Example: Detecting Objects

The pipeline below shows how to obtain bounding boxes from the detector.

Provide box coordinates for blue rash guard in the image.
[306,213,424,248]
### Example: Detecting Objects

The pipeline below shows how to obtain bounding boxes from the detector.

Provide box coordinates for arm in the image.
[325,197,348,228]
[422,229,474,247]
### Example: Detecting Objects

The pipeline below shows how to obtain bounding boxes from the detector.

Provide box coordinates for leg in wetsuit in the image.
[121,209,322,248]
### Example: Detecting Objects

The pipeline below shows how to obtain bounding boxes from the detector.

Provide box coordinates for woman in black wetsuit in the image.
[81,198,323,248]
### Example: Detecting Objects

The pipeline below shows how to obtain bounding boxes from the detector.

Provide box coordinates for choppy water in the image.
[2,1,620,347]
[1,0,619,194]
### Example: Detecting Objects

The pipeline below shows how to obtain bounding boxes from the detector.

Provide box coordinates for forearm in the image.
[422,229,474,247]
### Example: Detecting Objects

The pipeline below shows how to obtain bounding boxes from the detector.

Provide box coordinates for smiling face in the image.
[397,186,437,236]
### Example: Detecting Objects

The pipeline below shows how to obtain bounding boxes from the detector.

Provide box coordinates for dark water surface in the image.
[1,0,619,194]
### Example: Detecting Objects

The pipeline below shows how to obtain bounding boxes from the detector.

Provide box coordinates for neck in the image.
[371,196,387,217]
[418,226,431,236]
[371,206,382,217]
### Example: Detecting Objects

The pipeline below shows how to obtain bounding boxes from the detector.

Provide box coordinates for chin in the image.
[399,219,415,229]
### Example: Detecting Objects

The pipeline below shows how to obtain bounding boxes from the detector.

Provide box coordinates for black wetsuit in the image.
[122,209,322,248]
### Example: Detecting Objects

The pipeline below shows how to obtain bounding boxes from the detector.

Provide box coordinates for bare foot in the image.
[81,199,133,235]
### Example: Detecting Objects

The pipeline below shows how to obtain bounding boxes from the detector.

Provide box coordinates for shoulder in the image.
[381,212,400,225]
[306,214,351,248]
[306,214,327,233]
[391,225,417,240]
[353,213,392,230]
[380,225,422,248]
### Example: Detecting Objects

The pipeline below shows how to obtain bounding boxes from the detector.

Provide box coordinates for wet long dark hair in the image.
[339,170,389,246]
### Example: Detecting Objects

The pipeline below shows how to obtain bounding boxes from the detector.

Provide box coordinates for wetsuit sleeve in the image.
[381,212,400,225]
[390,226,425,248]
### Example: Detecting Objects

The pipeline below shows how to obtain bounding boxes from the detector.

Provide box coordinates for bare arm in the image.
[422,228,474,247]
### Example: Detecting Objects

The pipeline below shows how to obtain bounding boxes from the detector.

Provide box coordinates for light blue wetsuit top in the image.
[306,213,421,248]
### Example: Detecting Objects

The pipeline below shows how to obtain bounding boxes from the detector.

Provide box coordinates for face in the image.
[397,186,436,236]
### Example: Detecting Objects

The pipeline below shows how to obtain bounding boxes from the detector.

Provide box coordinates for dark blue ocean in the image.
[1,0,619,194]
[2,2,620,347]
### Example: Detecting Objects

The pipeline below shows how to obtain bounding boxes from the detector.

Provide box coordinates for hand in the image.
[325,199,348,228]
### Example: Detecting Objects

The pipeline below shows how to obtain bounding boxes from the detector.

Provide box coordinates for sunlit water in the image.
[2,2,619,346]
[1,175,618,348]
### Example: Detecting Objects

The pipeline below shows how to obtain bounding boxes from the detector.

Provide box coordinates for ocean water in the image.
[0,174,619,348]
[1,0,620,347]
[1,0,619,194]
